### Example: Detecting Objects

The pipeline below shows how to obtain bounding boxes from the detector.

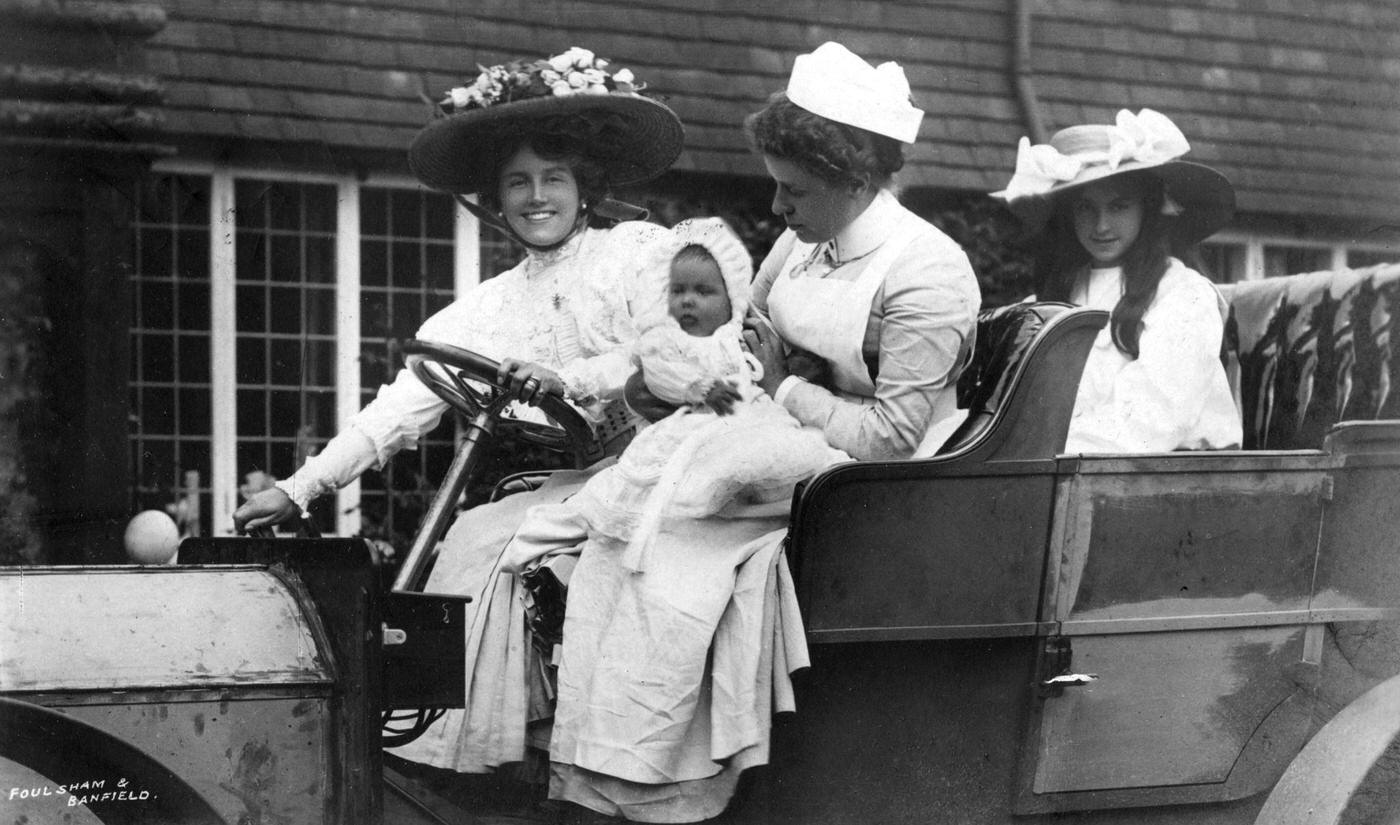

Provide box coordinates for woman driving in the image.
[230,45,685,781]
[234,50,683,535]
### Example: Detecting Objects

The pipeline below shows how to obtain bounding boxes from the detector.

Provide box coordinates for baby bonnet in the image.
[671,217,753,326]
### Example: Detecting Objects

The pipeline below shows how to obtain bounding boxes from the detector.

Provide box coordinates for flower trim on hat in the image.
[999,109,1191,202]
[441,47,647,115]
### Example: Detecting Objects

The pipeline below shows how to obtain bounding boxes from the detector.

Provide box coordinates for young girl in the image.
[994,108,1242,453]
[505,217,848,574]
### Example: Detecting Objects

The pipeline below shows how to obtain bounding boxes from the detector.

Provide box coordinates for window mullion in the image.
[1244,240,1264,281]
[209,170,238,535]
[453,196,482,450]
[336,179,362,537]
[454,194,482,295]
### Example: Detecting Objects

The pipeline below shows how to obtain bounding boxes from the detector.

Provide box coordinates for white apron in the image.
[767,214,965,451]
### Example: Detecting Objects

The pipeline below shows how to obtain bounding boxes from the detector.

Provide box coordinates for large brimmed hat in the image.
[992,108,1235,243]
[409,47,684,195]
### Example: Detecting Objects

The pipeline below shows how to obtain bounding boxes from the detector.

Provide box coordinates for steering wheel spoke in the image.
[442,365,491,411]
[413,360,485,418]
[401,339,596,466]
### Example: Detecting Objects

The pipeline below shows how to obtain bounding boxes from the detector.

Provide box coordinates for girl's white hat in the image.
[786,42,924,143]
[992,108,1235,243]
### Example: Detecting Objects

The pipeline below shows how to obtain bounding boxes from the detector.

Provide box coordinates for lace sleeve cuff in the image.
[274,476,333,514]
[273,427,380,511]
[559,350,636,406]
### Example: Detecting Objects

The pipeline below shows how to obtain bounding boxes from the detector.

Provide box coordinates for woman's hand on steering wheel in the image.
[232,486,304,534]
[497,359,566,406]
[742,309,790,396]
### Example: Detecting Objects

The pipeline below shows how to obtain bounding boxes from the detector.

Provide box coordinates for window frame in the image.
[148,160,480,536]
[1202,231,1395,282]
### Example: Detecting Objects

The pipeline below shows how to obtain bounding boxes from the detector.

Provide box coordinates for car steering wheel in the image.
[400,339,596,464]
[390,340,597,593]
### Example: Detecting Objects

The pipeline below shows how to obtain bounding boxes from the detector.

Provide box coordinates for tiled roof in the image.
[147,0,1400,224]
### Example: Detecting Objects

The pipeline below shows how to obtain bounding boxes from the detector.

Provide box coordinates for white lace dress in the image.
[274,222,671,508]
[380,222,675,775]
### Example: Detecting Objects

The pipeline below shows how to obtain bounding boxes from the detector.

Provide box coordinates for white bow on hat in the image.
[787,42,924,143]
[999,109,1191,201]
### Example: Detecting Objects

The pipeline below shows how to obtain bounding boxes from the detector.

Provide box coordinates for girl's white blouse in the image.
[1065,260,1242,453]
[275,222,672,509]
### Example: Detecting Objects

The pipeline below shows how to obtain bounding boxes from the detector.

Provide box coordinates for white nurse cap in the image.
[785,42,924,143]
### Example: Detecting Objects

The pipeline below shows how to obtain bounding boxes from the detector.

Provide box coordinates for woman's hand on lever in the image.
[497,359,566,406]
[742,309,790,396]
[232,487,303,534]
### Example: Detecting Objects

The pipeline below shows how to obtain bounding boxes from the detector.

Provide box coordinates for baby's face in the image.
[668,257,732,337]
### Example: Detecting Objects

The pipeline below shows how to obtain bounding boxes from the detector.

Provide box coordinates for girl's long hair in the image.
[1034,170,1192,358]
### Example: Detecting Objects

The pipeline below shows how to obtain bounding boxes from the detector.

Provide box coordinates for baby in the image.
[646,237,749,413]
[630,217,764,417]
[504,218,848,576]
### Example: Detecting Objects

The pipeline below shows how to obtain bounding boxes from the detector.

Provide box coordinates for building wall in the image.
[7,2,1400,551]
[1,1,166,562]
[142,1,1400,229]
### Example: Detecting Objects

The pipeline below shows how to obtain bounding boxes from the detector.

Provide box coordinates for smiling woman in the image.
[233,48,684,535]
[494,148,582,248]
[225,52,690,818]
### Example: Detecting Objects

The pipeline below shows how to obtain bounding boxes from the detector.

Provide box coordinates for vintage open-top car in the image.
[3,263,1398,825]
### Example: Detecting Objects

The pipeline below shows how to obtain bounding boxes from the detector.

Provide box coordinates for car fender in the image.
[0,696,227,824]
[1255,670,1400,825]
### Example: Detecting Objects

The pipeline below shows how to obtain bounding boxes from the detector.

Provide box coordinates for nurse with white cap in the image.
[743,42,983,460]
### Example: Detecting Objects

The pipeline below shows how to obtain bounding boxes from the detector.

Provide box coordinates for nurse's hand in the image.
[742,309,788,396]
[785,348,831,388]
[624,368,678,423]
